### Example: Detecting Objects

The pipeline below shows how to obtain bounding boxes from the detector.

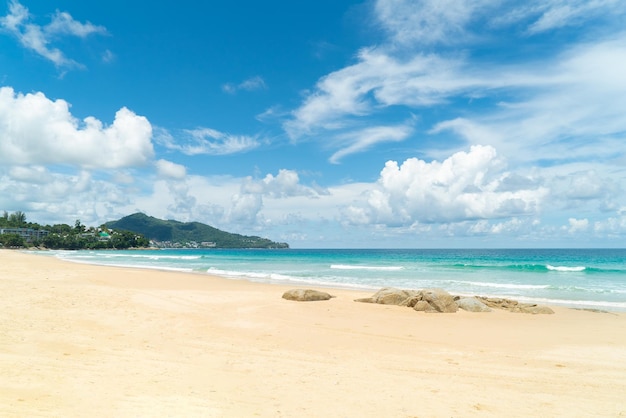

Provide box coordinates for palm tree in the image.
[8,211,26,227]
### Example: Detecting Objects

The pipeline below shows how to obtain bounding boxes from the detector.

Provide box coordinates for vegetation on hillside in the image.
[0,211,149,249]
[106,213,289,249]
[1,211,288,249]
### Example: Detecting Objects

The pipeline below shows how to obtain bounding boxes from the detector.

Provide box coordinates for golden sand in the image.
[1,249,625,417]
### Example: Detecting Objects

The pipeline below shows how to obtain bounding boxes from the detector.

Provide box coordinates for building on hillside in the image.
[0,228,49,242]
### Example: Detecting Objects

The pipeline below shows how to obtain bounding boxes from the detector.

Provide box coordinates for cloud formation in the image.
[285,1,626,167]
[0,87,154,168]
[345,145,548,226]
[155,159,187,179]
[157,127,261,156]
[222,76,267,94]
[329,123,414,164]
[0,0,107,68]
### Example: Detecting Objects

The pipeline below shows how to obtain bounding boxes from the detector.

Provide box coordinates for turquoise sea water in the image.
[37,248,626,311]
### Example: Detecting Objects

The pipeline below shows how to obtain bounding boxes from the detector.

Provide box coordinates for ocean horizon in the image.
[32,248,626,312]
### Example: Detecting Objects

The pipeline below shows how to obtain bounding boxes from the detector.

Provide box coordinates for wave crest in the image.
[546,265,586,272]
[330,264,404,271]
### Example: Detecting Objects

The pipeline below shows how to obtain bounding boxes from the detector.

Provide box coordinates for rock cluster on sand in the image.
[475,297,554,314]
[355,287,458,313]
[282,289,335,302]
[355,287,554,314]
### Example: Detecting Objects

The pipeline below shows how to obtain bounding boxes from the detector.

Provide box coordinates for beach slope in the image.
[1,250,625,417]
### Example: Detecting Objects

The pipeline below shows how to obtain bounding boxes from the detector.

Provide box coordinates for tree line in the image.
[0,211,150,249]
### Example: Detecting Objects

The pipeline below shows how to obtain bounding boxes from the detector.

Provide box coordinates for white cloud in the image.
[287,27,626,167]
[493,0,626,34]
[594,212,626,236]
[158,127,260,155]
[0,166,136,225]
[329,123,414,164]
[0,0,26,32]
[432,34,626,165]
[375,0,626,46]
[102,49,116,63]
[0,87,154,169]
[8,165,49,184]
[0,1,107,68]
[155,159,187,179]
[565,217,589,233]
[285,46,512,140]
[241,169,327,198]
[228,193,263,225]
[222,76,267,94]
[45,10,107,37]
[374,0,487,46]
[344,145,549,226]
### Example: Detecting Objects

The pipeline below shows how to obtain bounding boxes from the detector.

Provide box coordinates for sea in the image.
[33,248,626,312]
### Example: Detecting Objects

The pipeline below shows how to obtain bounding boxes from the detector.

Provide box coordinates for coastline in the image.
[1,249,625,417]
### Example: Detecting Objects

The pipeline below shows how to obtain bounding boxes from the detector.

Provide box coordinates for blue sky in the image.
[1,0,626,248]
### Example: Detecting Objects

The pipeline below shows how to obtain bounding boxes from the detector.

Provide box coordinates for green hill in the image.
[106,213,289,249]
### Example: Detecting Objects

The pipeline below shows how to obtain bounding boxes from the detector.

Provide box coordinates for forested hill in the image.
[106,213,289,249]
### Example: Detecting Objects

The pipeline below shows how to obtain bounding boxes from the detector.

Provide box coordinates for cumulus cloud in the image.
[0,87,154,169]
[8,165,50,184]
[155,159,187,179]
[0,1,107,68]
[228,193,263,225]
[0,166,136,225]
[241,169,327,198]
[565,217,589,233]
[222,76,267,94]
[224,169,332,228]
[158,127,260,155]
[344,145,549,226]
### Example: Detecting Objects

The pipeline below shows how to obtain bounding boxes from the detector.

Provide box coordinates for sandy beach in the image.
[1,250,625,417]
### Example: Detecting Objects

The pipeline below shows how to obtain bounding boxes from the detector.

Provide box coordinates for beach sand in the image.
[1,249,625,417]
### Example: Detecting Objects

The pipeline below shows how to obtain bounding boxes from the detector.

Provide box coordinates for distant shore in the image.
[1,249,625,417]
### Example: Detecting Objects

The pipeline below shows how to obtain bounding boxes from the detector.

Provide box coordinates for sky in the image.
[1,0,626,248]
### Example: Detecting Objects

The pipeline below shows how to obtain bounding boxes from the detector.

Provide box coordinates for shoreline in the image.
[2,249,625,417]
[26,248,626,312]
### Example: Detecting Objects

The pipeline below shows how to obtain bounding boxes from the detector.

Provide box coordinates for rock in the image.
[413,300,434,312]
[282,289,334,302]
[476,297,554,314]
[354,287,418,306]
[421,288,458,313]
[518,304,555,314]
[400,295,423,308]
[457,297,492,312]
[476,297,519,310]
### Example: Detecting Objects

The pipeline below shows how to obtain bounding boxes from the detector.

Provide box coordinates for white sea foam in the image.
[454,280,550,290]
[513,296,626,310]
[330,264,404,271]
[546,265,586,272]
